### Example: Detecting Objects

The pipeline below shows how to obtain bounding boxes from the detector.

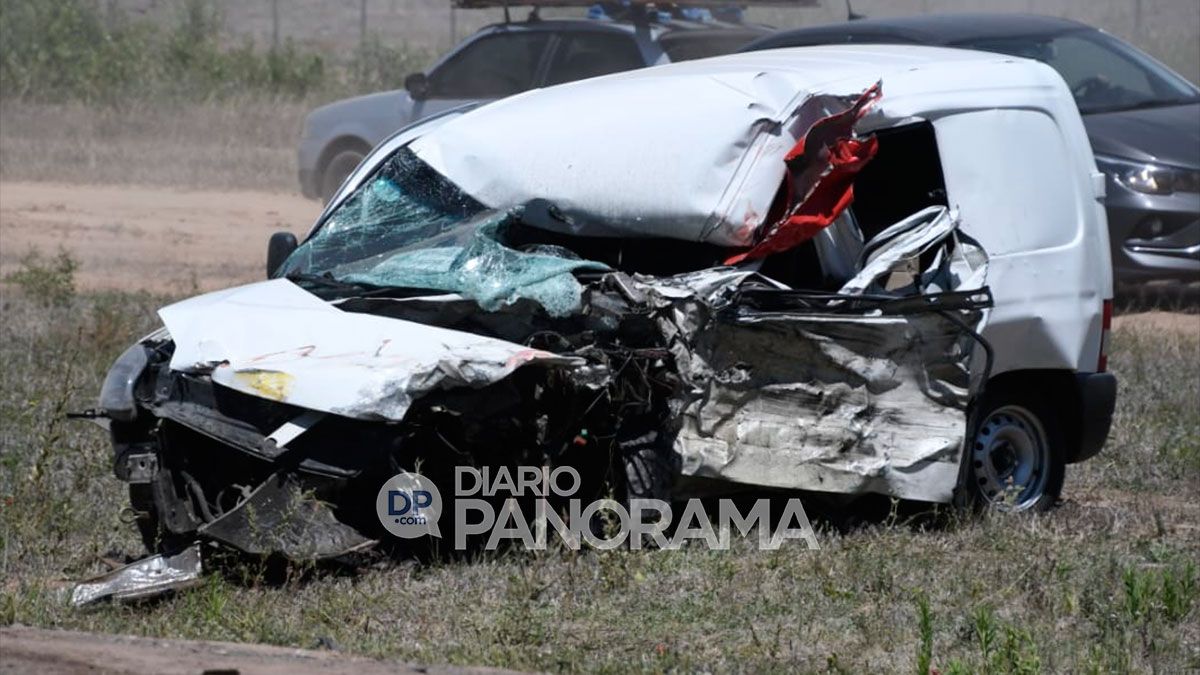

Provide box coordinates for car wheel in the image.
[966,395,1065,512]
[320,148,366,204]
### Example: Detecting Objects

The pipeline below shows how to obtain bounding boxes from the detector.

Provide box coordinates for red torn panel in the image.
[726,82,882,265]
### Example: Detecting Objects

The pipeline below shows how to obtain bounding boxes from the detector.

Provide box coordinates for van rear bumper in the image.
[1069,372,1117,463]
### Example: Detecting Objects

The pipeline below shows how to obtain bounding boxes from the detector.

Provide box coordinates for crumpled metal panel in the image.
[410,68,878,247]
[840,206,986,296]
[159,279,581,421]
[633,207,988,503]
[671,313,976,502]
[70,544,202,606]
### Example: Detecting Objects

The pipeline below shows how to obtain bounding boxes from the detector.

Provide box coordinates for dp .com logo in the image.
[375,472,442,538]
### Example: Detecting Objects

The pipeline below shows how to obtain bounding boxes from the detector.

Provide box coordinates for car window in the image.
[431,32,552,98]
[658,30,763,62]
[956,30,1199,114]
[544,32,645,86]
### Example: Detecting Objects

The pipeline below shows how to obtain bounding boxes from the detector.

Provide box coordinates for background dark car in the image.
[743,13,1200,287]
[298,8,767,203]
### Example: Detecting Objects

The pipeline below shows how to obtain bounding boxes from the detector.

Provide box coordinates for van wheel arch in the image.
[977,370,1084,460]
[959,370,1083,511]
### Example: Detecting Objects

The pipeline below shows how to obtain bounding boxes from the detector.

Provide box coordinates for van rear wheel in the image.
[966,394,1065,512]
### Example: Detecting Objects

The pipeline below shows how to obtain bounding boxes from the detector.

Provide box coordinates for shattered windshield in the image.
[279,147,486,278]
[279,146,609,316]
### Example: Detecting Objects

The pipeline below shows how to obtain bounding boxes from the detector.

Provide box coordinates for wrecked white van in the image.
[96,45,1116,559]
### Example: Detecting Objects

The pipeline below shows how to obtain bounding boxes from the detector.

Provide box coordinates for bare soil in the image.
[0,625,514,675]
[4,181,1196,330]
[0,182,319,293]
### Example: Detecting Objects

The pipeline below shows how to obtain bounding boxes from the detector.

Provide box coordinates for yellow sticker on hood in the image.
[232,370,294,401]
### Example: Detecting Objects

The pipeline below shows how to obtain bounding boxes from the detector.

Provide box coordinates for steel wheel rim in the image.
[971,405,1049,511]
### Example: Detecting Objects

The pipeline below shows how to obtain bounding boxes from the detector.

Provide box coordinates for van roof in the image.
[406,43,1079,247]
[572,43,1069,114]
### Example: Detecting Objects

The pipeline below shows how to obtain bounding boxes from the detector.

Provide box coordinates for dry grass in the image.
[0,99,309,192]
[0,279,1196,672]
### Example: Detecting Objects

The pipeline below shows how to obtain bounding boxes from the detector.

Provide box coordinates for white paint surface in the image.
[159,279,579,421]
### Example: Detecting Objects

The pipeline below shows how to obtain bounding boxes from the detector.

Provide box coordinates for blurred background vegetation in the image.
[1,0,1197,105]
[0,0,429,102]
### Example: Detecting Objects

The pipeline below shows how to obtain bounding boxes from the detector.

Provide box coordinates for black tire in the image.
[964,387,1066,512]
[320,147,367,204]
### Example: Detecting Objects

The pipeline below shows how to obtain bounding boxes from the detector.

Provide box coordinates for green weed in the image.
[2,248,77,306]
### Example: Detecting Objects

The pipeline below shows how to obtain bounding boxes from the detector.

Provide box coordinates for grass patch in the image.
[0,0,430,103]
[0,98,311,191]
[2,247,78,306]
[0,0,434,192]
[0,290,1197,671]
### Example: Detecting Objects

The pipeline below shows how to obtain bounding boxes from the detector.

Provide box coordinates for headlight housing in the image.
[1096,155,1200,195]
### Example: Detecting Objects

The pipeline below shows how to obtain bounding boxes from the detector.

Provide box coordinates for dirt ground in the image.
[0,625,514,675]
[3,182,1198,321]
[0,182,319,293]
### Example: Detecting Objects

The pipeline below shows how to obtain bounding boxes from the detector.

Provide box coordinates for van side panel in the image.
[933,108,1110,375]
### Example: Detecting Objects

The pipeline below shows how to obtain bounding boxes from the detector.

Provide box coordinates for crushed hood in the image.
[409,67,881,247]
[158,279,579,421]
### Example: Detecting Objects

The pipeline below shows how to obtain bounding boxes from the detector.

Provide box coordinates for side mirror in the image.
[405,72,430,101]
[267,231,298,278]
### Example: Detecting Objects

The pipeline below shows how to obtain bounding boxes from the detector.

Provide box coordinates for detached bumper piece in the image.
[70,544,202,607]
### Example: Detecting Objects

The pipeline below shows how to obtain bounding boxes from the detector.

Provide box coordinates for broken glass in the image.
[344,212,609,317]
[278,147,485,279]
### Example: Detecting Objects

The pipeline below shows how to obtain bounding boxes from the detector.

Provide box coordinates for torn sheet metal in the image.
[635,207,990,503]
[841,205,987,296]
[71,544,202,606]
[726,81,882,264]
[198,473,375,559]
[671,312,976,502]
[159,279,582,421]
[410,67,880,247]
